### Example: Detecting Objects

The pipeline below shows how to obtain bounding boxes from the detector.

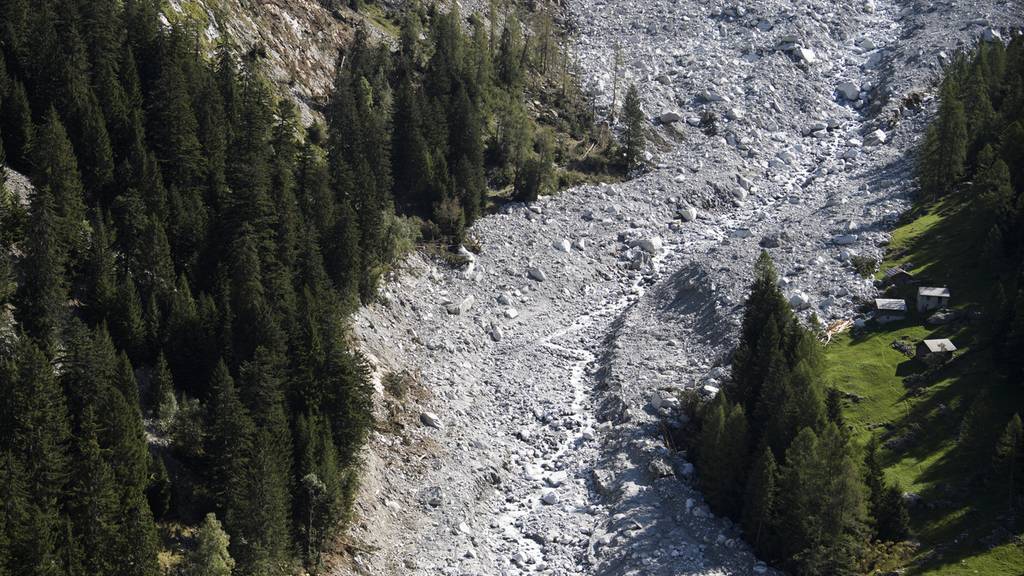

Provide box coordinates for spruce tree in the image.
[0,451,66,576]
[1,337,71,505]
[620,84,645,172]
[826,387,846,430]
[815,423,869,573]
[777,424,868,575]
[878,482,910,542]
[776,426,820,569]
[496,24,523,90]
[230,427,292,575]
[15,185,68,351]
[112,276,145,360]
[294,412,342,567]
[742,446,778,553]
[147,57,204,189]
[696,393,727,509]
[920,79,967,199]
[392,75,434,215]
[733,252,793,425]
[862,435,908,541]
[233,348,293,572]
[994,413,1023,510]
[1,79,33,170]
[719,403,750,518]
[32,108,88,263]
[204,361,254,514]
[296,135,336,237]
[84,216,118,325]
[66,408,120,576]
[153,353,178,426]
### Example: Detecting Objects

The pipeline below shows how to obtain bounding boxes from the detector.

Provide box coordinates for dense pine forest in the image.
[0,0,610,574]
[919,36,1024,377]
[685,36,1024,575]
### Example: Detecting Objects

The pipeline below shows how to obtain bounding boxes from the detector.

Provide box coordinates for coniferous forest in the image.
[0,0,611,574]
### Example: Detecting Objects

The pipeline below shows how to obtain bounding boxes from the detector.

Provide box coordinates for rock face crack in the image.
[346,0,1022,574]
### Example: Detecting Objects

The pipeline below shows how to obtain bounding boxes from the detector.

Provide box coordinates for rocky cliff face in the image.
[163,0,386,120]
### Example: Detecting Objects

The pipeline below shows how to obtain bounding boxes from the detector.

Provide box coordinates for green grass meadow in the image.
[824,196,1024,574]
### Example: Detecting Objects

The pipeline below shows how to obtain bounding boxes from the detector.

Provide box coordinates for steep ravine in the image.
[346,0,1022,575]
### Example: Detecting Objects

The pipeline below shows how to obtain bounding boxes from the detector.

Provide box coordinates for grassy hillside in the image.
[825,196,1024,574]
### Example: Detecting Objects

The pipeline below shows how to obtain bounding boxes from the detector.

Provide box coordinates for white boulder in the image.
[864,129,887,146]
[796,47,817,63]
[631,236,664,254]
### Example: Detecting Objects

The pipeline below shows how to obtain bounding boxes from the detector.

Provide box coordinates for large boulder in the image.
[659,110,682,124]
[789,291,811,310]
[528,267,547,282]
[630,236,664,254]
[796,47,817,63]
[837,81,861,100]
[864,129,887,146]
[678,205,698,222]
[446,295,475,315]
[420,412,442,428]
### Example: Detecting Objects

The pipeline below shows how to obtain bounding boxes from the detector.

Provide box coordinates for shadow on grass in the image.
[879,345,1024,573]
[835,176,1024,572]
[887,194,996,304]
[896,358,924,377]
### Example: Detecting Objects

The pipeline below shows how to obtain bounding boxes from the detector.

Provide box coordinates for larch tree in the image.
[188,513,235,576]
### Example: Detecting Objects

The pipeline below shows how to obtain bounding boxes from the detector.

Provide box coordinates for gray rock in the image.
[864,129,887,146]
[679,205,698,222]
[648,458,675,478]
[446,295,476,315]
[837,81,860,100]
[528,267,548,282]
[659,110,682,124]
[592,469,615,495]
[631,236,664,254]
[420,412,443,428]
[789,291,811,310]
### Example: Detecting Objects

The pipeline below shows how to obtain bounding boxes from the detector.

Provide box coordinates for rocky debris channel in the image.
[347,0,1022,575]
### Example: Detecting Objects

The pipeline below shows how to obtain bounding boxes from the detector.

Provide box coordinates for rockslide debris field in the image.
[348,1,1022,574]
